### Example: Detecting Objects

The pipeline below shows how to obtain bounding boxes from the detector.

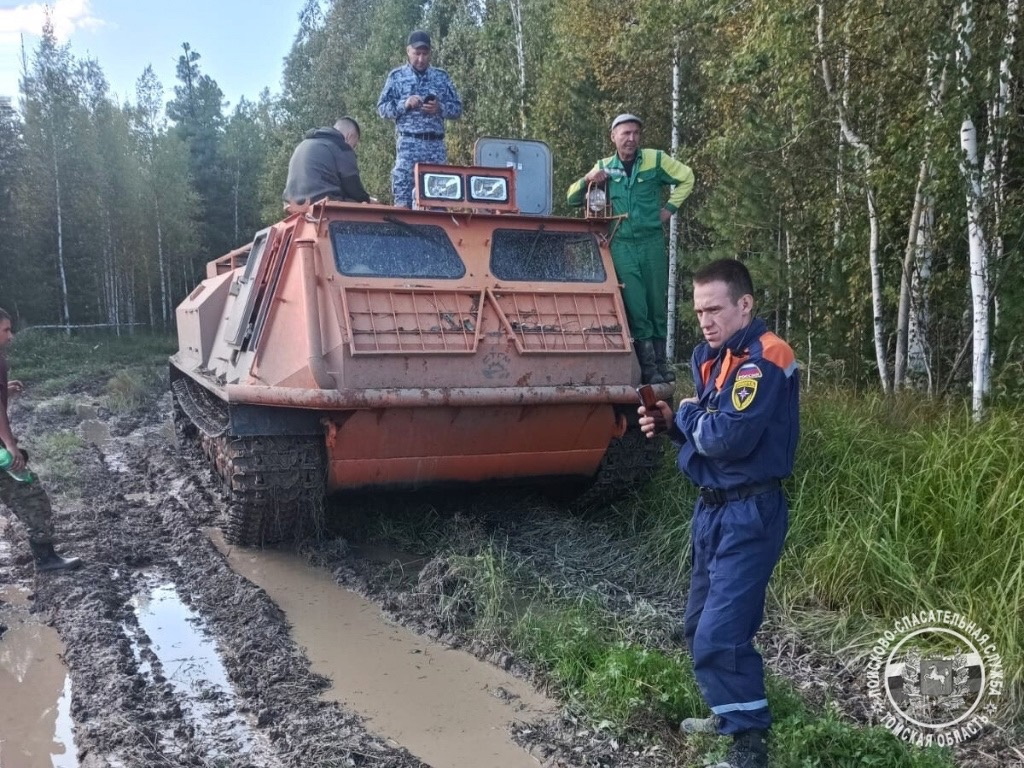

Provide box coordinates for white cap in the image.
[610,113,643,130]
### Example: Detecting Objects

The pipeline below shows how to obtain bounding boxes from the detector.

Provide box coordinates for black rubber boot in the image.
[634,340,665,385]
[653,339,676,382]
[711,729,768,768]
[29,541,83,572]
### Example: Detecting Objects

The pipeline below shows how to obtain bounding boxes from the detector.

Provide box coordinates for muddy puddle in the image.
[0,583,77,768]
[127,572,259,758]
[79,414,175,474]
[211,530,554,768]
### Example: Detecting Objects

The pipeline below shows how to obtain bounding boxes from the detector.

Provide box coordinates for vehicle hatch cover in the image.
[474,137,552,216]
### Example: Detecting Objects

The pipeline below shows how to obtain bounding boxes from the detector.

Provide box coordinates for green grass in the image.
[105,368,164,412]
[7,329,175,395]
[781,394,1023,696]
[440,544,954,766]
[624,391,1023,716]
[29,429,86,492]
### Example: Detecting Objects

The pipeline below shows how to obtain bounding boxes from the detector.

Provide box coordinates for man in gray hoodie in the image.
[283,116,372,206]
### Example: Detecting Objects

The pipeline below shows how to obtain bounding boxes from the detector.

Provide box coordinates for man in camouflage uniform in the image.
[377,30,463,207]
[0,308,81,572]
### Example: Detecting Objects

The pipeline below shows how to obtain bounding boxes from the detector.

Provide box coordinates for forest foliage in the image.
[0,0,1020,395]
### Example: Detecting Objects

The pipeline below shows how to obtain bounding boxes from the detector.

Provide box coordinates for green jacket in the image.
[567,148,695,242]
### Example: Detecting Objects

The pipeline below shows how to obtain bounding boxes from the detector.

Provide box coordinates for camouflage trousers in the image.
[0,471,55,544]
[391,136,448,208]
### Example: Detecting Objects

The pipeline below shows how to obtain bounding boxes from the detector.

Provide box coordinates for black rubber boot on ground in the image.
[634,340,665,385]
[711,729,768,768]
[29,541,83,572]
[653,339,676,382]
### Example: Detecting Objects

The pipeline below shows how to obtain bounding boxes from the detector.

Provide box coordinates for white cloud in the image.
[0,0,104,45]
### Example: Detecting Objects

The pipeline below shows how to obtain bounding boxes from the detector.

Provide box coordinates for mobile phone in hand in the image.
[424,94,437,103]
[637,384,669,435]
[637,384,659,410]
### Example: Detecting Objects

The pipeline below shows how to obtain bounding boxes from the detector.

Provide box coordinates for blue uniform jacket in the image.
[673,317,799,489]
[376,64,463,137]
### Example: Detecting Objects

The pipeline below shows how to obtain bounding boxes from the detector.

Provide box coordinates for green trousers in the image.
[0,470,55,544]
[611,234,668,341]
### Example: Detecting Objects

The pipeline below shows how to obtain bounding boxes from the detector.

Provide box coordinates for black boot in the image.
[653,339,676,382]
[634,340,665,385]
[29,541,83,572]
[712,729,768,768]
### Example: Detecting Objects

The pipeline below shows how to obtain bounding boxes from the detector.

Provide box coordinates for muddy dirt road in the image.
[1,368,696,768]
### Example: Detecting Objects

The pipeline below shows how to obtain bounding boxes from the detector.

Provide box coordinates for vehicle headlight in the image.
[423,173,463,200]
[468,175,509,203]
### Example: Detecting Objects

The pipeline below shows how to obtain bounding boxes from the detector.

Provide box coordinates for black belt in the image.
[400,131,445,140]
[699,480,780,506]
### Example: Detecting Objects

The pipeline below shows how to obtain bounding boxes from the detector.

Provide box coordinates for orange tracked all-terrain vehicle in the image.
[170,149,675,545]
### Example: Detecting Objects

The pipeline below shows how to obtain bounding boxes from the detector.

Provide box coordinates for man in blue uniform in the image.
[377,30,463,208]
[639,259,799,768]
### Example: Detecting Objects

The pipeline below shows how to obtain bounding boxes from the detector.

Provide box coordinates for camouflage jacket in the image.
[377,64,463,137]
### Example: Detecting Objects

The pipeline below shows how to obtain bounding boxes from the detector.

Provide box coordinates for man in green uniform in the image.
[567,113,694,384]
[0,308,81,572]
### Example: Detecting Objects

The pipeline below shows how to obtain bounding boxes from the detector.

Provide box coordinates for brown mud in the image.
[1,375,1021,767]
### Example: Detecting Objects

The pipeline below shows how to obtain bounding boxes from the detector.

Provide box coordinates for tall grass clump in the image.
[781,392,1023,705]
[106,368,164,412]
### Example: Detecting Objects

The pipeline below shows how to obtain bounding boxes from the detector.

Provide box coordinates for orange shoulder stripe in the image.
[759,332,796,370]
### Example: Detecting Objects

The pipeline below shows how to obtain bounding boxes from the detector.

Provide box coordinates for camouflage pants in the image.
[391,136,448,207]
[0,471,54,544]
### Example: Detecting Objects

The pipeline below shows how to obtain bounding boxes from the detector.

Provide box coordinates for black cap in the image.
[408,30,431,49]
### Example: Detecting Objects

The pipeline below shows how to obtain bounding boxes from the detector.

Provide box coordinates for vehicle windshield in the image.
[490,229,605,282]
[329,220,466,279]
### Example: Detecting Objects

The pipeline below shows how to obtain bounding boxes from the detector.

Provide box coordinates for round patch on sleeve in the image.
[731,378,758,411]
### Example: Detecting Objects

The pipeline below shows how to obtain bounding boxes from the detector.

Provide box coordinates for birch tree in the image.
[894,60,947,391]
[817,3,889,393]
[19,21,82,330]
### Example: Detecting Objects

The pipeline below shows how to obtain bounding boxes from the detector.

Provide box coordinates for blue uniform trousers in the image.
[684,489,788,734]
[392,136,448,208]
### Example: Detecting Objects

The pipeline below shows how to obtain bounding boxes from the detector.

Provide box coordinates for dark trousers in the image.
[684,489,788,734]
[0,470,55,544]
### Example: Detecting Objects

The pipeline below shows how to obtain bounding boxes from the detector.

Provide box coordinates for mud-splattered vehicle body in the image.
[170,162,673,545]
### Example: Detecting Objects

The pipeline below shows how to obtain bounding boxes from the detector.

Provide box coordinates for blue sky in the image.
[0,0,309,110]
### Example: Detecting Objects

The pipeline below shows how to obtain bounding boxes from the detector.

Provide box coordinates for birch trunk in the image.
[908,199,934,392]
[156,195,169,326]
[509,0,528,134]
[903,59,948,389]
[785,230,793,339]
[233,163,240,246]
[667,45,680,361]
[894,158,928,389]
[958,0,990,419]
[817,3,889,392]
[52,149,70,333]
[980,0,1018,353]
[866,188,888,391]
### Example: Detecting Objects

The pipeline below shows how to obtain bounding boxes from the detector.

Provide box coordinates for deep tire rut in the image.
[26,400,426,768]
